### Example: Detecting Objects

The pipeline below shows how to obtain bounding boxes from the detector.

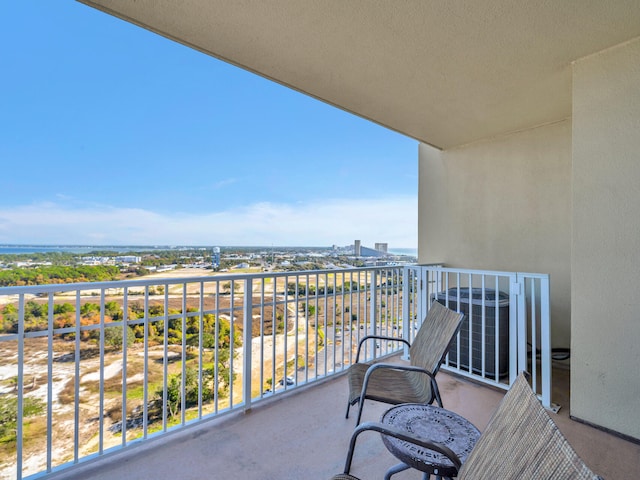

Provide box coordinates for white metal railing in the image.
[0,264,551,479]
[0,266,411,479]
[406,265,552,407]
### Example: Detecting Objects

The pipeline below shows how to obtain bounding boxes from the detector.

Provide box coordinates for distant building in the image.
[353,240,388,257]
[115,255,141,264]
[157,264,178,272]
[212,247,220,268]
[80,256,112,265]
[374,243,388,253]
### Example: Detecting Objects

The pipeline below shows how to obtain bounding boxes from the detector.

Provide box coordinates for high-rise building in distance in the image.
[374,243,388,253]
[354,240,361,256]
[212,247,220,268]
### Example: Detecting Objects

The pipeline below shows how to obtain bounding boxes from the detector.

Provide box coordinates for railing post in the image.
[540,275,552,409]
[419,265,436,333]
[509,276,523,386]
[243,278,253,411]
[16,295,24,480]
[421,267,430,328]
[370,270,378,359]
[402,267,411,360]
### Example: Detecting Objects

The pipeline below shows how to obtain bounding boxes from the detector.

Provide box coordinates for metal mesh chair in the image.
[346,301,465,424]
[336,421,463,480]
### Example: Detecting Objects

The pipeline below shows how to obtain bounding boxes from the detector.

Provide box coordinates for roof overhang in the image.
[78,0,640,149]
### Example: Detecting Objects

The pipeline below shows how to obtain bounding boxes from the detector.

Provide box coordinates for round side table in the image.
[380,403,480,479]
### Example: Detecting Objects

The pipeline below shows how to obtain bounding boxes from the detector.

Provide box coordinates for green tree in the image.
[155,367,214,419]
[104,301,123,320]
[104,325,136,348]
[54,303,75,315]
[304,303,316,316]
[25,300,47,319]
[287,282,298,295]
[0,304,18,333]
[80,302,100,316]
[343,281,359,291]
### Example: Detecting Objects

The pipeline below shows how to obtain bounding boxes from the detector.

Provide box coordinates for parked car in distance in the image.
[278,376,295,386]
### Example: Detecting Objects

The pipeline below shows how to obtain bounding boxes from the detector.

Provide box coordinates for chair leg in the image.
[431,378,444,408]
[345,401,352,419]
[343,421,366,473]
[355,396,366,425]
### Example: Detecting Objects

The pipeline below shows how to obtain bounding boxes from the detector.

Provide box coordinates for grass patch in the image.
[125,384,146,401]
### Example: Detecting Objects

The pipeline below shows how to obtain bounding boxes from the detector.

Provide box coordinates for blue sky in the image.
[0,2,417,248]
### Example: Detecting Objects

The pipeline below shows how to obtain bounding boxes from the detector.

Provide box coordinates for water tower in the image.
[212,247,220,268]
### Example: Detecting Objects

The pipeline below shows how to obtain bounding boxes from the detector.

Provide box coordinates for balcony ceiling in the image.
[79,0,640,149]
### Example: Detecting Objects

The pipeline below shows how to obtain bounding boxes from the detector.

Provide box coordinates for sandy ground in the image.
[0,330,314,479]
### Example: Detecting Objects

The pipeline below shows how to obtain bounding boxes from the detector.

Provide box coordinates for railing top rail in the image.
[409,265,549,279]
[0,265,408,296]
[515,272,550,280]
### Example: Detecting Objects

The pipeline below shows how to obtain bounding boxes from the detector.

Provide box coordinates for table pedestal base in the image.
[385,461,451,480]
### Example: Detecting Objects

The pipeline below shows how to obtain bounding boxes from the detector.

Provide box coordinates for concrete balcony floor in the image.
[49,363,639,480]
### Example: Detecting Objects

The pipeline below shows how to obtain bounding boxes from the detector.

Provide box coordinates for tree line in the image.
[0,265,121,287]
[0,299,240,349]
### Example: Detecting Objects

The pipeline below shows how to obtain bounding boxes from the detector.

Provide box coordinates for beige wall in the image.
[418,120,573,348]
[571,37,640,440]
[419,37,640,440]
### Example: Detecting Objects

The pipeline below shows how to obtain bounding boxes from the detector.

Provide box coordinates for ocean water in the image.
[0,245,156,255]
[388,248,418,257]
[0,245,418,257]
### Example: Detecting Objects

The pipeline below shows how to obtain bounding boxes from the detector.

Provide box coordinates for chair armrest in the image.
[343,421,462,474]
[361,363,443,407]
[355,335,411,362]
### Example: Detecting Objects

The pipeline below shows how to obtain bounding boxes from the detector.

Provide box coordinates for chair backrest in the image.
[409,301,465,375]
[458,373,602,479]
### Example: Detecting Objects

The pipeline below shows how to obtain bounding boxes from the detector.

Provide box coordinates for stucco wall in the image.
[571,37,640,440]
[418,120,572,348]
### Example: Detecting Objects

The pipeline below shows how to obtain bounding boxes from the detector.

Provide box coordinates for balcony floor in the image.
[48,363,639,480]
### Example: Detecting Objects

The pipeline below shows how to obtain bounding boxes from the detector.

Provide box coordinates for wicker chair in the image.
[332,373,602,480]
[346,301,465,425]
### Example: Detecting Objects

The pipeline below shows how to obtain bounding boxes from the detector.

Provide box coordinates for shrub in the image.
[0,396,44,443]
[104,326,136,348]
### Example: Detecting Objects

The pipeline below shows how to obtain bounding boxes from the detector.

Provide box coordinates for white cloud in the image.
[211,178,238,189]
[0,196,417,248]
